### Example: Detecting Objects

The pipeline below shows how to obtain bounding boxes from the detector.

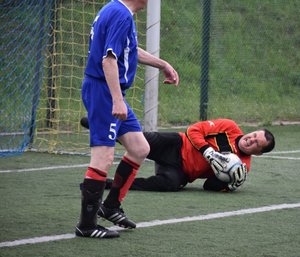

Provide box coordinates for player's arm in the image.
[137,47,179,86]
[186,120,239,175]
[185,119,239,151]
[185,121,214,151]
[102,52,127,120]
[185,121,231,175]
[203,176,229,192]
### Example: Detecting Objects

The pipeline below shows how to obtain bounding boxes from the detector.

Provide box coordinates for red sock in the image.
[104,156,140,208]
[118,157,139,202]
[84,167,107,182]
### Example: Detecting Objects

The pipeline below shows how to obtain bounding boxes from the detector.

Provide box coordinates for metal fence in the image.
[158,0,300,126]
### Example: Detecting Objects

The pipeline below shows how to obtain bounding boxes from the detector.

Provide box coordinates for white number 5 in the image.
[108,123,117,140]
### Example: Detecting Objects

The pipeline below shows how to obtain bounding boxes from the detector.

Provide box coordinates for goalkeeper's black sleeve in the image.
[203,176,230,192]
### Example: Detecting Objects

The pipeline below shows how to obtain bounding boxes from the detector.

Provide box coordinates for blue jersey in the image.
[85,0,138,92]
[82,1,142,147]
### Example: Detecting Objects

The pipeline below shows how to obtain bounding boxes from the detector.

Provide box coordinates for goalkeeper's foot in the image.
[98,204,136,229]
[75,225,119,238]
[80,117,89,129]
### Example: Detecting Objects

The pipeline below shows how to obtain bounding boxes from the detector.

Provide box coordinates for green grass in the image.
[0,124,300,256]
[157,0,300,124]
[4,0,300,155]
[2,0,299,135]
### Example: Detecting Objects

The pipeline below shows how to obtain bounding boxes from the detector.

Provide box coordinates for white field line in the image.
[0,162,120,174]
[267,150,300,154]
[0,203,299,248]
[0,150,299,174]
[256,155,300,160]
[257,149,300,160]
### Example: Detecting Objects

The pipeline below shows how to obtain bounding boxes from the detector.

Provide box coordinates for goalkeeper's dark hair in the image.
[261,129,275,153]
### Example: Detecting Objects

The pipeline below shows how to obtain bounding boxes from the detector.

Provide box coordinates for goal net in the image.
[0,0,54,156]
[1,0,146,156]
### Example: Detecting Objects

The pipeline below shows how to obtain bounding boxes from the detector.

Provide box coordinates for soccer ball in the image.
[216,153,242,183]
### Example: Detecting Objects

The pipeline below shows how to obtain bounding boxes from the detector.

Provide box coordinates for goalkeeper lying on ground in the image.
[81,118,275,192]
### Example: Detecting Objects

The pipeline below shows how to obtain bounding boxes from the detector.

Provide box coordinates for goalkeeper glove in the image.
[227,163,247,191]
[203,147,230,176]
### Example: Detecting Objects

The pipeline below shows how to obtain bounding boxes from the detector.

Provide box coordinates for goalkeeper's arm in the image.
[203,176,230,192]
[202,146,230,176]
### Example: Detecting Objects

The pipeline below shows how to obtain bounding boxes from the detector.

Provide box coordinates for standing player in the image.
[75,0,179,239]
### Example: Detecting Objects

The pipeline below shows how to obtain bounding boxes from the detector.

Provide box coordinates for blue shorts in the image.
[82,76,142,147]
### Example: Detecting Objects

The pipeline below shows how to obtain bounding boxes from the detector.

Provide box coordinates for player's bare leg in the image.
[98,132,150,228]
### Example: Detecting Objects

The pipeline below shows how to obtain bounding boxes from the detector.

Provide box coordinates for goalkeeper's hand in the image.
[227,163,247,191]
[203,147,230,175]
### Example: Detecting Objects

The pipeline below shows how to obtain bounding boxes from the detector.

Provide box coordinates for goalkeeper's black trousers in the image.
[104,132,228,192]
[131,132,188,191]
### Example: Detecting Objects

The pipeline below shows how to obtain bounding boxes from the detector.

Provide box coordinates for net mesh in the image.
[0,0,54,156]
[1,0,299,157]
[34,0,146,155]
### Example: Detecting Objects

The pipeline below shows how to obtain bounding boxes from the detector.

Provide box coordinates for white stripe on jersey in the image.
[124,37,130,83]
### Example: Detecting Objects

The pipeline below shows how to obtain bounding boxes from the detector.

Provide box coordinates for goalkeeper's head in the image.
[238,129,275,156]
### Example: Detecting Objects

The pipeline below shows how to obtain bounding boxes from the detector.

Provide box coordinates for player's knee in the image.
[130,142,150,160]
[164,178,182,192]
[140,142,150,158]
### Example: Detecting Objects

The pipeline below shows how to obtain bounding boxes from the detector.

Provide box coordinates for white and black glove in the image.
[203,147,230,175]
[227,163,247,191]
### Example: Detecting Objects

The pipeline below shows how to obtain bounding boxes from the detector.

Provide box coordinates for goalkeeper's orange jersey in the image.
[179,119,251,182]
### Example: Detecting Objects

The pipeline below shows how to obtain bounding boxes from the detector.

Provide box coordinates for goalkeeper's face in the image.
[239,130,269,156]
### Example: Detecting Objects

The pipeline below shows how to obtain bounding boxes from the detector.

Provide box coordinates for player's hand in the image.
[112,99,128,120]
[203,147,230,175]
[227,163,247,191]
[162,62,179,86]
